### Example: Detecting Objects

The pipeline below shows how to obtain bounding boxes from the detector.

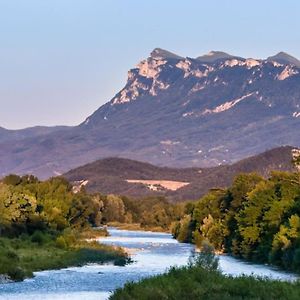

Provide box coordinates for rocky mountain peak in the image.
[196,50,238,63]
[150,48,183,60]
[2,48,299,178]
[267,52,300,67]
[105,48,300,108]
[109,49,184,106]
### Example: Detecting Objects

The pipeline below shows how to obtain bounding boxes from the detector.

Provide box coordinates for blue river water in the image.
[0,228,298,300]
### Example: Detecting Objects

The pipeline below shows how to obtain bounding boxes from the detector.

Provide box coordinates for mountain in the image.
[0,49,300,178]
[64,146,298,202]
[150,48,183,60]
[0,126,69,143]
[267,52,300,68]
[196,51,240,63]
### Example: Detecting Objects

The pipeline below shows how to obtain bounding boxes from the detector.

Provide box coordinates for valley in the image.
[1,2,300,299]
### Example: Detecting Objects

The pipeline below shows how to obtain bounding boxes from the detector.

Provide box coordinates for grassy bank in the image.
[111,245,300,300]
[110,265,300,300]
[0,230,129,282]
[0,176,132,282]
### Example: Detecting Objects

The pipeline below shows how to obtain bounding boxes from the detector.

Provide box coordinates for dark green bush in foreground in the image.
[111,266,300,300]
[111,246,300,300]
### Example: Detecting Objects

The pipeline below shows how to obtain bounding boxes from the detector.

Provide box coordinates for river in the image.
[0,228,298,300]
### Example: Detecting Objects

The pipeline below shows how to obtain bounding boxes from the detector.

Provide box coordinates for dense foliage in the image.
[111,266,300,300]
[0,175,131,280]
[3,168,299,284]
[0,175,104,236]
[111,249,300,300]
[0,175,184,237]
[172,171,300,272]
[0,174,184,281]
[112,196,185,231]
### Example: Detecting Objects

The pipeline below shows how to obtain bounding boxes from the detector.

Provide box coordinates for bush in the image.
[6,250,19,261]
[55,236,67,249]
[31,231,46,245]
[188,241,219,271]
[0,249,25,281]
[111,264,300,300]
[7,267,26,281]
[61,230,77,247]
[2,174,22,186]
[113,257,127,266]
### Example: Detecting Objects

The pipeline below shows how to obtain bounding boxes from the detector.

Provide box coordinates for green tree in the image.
[103,195,125,223]
[2,174,22,186]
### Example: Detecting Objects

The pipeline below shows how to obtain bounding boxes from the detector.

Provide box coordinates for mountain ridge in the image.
[64,146,298,202]
[267,51,300,68]
[196,50,241,63]
[0,125,69,143]
[0,48,300,178]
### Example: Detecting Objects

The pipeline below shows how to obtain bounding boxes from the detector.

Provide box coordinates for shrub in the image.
[6,250,19,261]
[113,257,127,266]
[7,267,26,281]
[188,241,219,271]
[2,174,22,186]
[55,236,67,249]
[31,231,46,245]
[0,249,24,281]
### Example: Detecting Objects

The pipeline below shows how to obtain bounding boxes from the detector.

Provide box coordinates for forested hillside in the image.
[64,146,297,201]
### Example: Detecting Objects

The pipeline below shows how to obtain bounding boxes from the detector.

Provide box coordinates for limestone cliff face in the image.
[1,49,300,178]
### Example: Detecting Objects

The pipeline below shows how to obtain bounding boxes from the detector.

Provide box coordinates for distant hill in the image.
[64,146,297,202]
[0,126,68,143]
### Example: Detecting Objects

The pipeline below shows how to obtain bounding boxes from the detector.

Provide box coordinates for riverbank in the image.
[0,230,129,282]
[111,264,300,300]
[107,224,300,277]
[1,227,298,299]
[107,222,170,233]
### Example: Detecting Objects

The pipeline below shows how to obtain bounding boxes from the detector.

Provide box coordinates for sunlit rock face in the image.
[1,49,300,178]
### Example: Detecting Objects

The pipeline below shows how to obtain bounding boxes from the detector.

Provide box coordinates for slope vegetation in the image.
[64,146,297,201]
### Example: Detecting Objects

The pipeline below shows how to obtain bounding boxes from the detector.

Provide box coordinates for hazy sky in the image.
[1,0,300,129]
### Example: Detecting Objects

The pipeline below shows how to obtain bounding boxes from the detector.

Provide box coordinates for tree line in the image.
[2,167,299,274]
[172,170,300,272]
[0,174,184,238]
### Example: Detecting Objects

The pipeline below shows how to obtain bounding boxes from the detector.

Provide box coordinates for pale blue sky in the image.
[1,0,299,129]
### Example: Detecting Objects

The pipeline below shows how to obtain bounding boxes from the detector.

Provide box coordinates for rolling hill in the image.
[64,146,298,202]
